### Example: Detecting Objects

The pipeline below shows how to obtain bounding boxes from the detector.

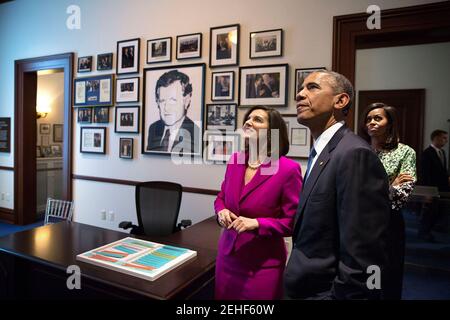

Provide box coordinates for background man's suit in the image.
[420,146,449,192]
[284,126,391,300]
[146,117,200,153]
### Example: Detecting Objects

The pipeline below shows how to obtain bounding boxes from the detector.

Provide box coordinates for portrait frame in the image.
[80,127,106,154]
[116,38,140,75]
[40,146,52,157]
[97,53,113,71]
[115,106,140,133]
[142,63,205,156]
[93,107,110,123]
[176,33,202,60]
[209,24,239,68]
[41,135,50,147]
[116,77,140,103]
[119,138,134,159]
[77,56,93,73]
[283,114,312,159]
[39,123,50,134]
[239,63,288,107]
[249,28,283,59]
[211,71,234,101]
[206,104,237,131]
[74,74,114,107]
[77,107,92,123]
[147,37,171,64]
[205,132,240,164]
[50,144,62,157]
[53,124,63,142]
[36,146,41,157]
[294,67,326,99]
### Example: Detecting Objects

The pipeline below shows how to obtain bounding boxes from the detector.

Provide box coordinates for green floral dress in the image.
[376,143,417,211]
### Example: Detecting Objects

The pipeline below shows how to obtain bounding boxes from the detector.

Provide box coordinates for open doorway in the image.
[14,53,73,225]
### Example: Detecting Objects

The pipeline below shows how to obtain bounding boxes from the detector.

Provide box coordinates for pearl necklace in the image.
[247,161,262,169]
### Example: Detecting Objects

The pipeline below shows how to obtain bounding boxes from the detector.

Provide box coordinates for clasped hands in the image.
[217,209,259,233]
[392,173,415,186]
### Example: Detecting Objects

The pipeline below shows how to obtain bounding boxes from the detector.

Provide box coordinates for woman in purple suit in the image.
[215,106,303,300]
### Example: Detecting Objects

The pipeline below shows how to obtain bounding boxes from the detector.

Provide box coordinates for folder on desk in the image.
[76,237,197,281]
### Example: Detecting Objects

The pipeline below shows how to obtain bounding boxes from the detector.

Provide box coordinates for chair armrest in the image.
[177,219,192,229]
[119,221,135,230]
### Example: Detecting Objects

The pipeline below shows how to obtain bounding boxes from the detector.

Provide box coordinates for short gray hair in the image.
[315,70,354,116]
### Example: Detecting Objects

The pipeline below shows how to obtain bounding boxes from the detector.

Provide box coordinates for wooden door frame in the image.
[14,53,74,225]
[332,1,450,130]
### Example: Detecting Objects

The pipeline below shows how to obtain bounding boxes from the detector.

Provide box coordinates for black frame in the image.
[77,107,92,123]
[209,24,240,68]
[206,103,237,131]
[39,123,50,134]
[238,63,289,107]
[249,28,283,59]
[205,131,241,163]
[176,33,202,60]
[147,37,172,64]
[119,137,134,159]
[116,77,140,103]
[211,71,234,101]
[0,117,11,153]
[142,63,206,156]
[116,38,140,75]
[74,74,114,107]
[53,124,63,142]
[115,105,140,133]
[97,53,113,71]
[80,127,106,154]
[294,67,326,99]
[93,107,110,124]
[77,56,93,73]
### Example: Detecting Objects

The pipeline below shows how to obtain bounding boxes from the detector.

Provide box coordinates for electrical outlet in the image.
[5,193,10,202]
[1,193,4,201]
[101,210,106,220]
[108,211,114,222]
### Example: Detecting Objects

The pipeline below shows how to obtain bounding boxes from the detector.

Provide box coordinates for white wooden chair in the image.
[44,198,74,225]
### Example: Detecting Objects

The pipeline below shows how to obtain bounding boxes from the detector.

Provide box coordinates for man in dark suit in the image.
[284,70,391,300]
[146,70,200,154]
[418,130,449,241]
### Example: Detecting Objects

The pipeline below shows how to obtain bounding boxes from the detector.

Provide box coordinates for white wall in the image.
[355,42,450,156]
[0,0,439,228]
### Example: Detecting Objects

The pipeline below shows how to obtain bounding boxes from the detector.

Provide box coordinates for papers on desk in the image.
[76,237,197,281]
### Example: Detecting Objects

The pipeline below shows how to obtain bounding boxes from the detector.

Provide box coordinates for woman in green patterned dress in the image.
[360,102,416,300]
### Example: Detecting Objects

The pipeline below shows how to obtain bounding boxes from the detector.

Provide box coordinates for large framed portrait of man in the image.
[142,63,205,156]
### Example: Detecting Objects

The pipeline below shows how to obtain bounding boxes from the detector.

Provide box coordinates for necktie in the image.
[160,129,170,150]
[304,148,317,181]
[438,149,445,168]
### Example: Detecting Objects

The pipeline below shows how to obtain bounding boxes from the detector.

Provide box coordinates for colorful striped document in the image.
[76,237,197,281]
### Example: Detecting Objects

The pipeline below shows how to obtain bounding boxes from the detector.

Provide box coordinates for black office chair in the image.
[119,181,191,236]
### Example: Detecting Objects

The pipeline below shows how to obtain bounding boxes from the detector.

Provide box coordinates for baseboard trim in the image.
[0,207,14,224]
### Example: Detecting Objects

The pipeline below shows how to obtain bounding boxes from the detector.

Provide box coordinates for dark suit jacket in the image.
[420,146,449,191]
[146,117,200,154]
[284,126,391,300]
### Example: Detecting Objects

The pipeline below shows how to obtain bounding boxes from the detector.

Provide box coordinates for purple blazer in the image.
[215,152,302,268]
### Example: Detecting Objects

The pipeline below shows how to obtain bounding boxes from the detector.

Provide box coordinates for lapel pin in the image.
[319,161,324,166]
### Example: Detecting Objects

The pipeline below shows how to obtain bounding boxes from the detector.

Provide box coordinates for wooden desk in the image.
[0,217,222,299]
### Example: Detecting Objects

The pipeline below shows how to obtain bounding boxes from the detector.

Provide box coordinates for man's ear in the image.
[183,93,192,110]
[333,93,350,111]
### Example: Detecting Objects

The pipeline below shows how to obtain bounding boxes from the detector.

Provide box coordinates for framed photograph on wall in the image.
[211,71,234,101]
[205,132,240,163]
[41,135,50,147]
[80,127,106,154]
[93,107,110,123]
[116,38,140,75]
[77,107,92,123]
[53,124,63,142]
[74,74,114,107]
[119,138,133,159]
[115,106,139,133]
[77,56,92,73]
[250,29,283,59]
[294,67,326,99]
[50,144,62,157]
[176,33,202,60]
[116,77,140,103]
[39,123,50,134]
[97,53,113,71]
[209,24,239,68]
[147,37,171,64]
[283,114,311,159]
[206,104,237,131]
[239,64,288,107]
[143,63,205,156]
